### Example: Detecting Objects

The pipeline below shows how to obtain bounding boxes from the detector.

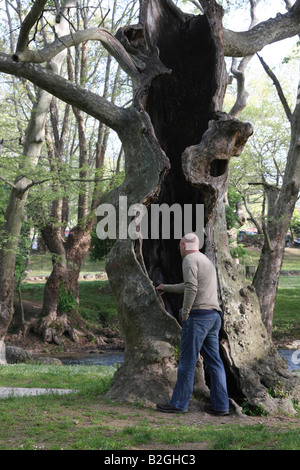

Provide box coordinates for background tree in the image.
[252,50,300,335]
[227,41,300,335]
[0,0,75,340]
[0,0,299,415]
[31,0,131,344]
[0,0,131,344]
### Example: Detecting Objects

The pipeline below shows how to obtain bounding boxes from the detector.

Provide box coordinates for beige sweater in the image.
[163,252,220,319]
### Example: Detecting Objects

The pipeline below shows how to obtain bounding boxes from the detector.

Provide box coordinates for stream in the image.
[50,349,300,372]
[51,350,124,367]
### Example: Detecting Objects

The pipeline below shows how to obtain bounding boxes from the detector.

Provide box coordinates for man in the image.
[156,233,229,416]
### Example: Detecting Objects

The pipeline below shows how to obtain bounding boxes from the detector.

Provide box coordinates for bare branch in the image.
[0,175,16,188]
[14,0,48,55]
[257,53,293,122]
[188,0,204,14]
[228,0,260,117]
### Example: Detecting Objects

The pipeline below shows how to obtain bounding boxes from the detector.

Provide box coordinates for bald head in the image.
[179,233,199,257]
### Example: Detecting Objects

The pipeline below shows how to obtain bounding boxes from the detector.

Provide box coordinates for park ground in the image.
[0,362,299,450]
[0,246,299,450]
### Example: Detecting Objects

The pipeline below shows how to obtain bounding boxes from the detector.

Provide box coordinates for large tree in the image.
[0,0,300,414]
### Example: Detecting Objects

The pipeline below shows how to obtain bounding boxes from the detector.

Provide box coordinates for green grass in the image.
[273,276,300,341]
[243,246,300,271]
[78,281,118,327]
[282,247,300,270]
[27,253,105,277]
[0,364,299,450]
[0,363,116,391]
[242,247,300,271]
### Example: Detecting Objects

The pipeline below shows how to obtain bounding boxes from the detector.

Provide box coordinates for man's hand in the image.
[179,308,189,322]
[156,284,165,295]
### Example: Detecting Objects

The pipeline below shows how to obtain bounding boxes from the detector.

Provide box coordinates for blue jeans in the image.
[169,311,229,412]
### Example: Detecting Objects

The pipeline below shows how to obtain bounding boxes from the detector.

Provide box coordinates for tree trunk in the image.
[0,186,28,339]
[253,242,284,336]
[253,77,300,335]
[37,224,92,344]
[105,0,300,415]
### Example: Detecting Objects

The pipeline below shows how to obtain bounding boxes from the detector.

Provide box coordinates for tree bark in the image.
[37,224,91,344]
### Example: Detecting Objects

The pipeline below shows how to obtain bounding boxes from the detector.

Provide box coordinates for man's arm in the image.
[181,265,198,321]
[156,283,185,294]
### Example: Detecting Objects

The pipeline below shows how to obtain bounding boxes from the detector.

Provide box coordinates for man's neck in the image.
[182,250,198,258]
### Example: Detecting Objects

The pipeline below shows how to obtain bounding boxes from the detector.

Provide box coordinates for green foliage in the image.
[225,186,242,229]
[267,382,290,400]
[0,183,10,228]
[290,208,300,236]
[90,228,115,261]
[229,242,247,261]
[57,282,77,313]
[241,399,268,417]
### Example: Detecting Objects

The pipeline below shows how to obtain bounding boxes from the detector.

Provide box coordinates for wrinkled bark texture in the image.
[105,0,300,414]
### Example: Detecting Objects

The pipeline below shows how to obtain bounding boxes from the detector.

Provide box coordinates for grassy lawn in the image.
[27,252,106,277]
[0,364,299,450]
[243,246,300,271]
[273,276,300,341]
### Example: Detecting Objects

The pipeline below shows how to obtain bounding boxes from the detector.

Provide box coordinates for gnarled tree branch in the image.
[223,0,300,57]
[12,27,141,89]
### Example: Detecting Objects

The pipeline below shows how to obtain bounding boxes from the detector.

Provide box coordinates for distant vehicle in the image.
[294,237,300,247]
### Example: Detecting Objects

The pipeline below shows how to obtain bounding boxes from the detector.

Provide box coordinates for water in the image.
[52,349,300,372]
[53,351,124,367]
[279,349,300,372]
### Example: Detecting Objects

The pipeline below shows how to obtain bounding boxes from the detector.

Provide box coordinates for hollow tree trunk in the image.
[105,0,300,414]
